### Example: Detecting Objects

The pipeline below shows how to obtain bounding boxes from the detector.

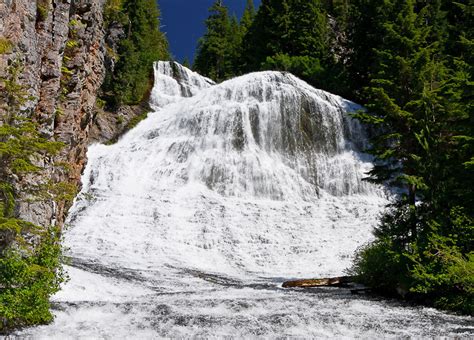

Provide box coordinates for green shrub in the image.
[36,0,50,22]
[351,206,474,315]
[126,111,148,130]
[263,54,323,76]
[104,0,127,25]
[351,239,409,294]
[116,115,124,125]
[0,220,65,333]
[262,54,325,88]
[106,111,149,145]
[96,97,106,110]
[408,230,474,315]
[0,184,14,218]
[0,38,13,54]
[65,40,78,50]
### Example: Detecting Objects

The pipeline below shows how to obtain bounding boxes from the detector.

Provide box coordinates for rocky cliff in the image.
[0,0,141,227]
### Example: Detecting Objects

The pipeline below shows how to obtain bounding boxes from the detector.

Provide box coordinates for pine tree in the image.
[182,57,191,69]
[241,0,256,34]
[441,0,474,220]
[351,0,473,313]
[193,1,233,81]
[241,0,291,72]
[105,0,169,106]
[357,0,431,205]
[242,0,329,89]
[286,0,327,59]
[243,0,328,68]
[228,15,243,75]
[234,0,257,74]
[324,0,350,22]
[346,0,395,102]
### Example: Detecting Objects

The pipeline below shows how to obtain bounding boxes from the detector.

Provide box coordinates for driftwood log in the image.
[282,276,355,288]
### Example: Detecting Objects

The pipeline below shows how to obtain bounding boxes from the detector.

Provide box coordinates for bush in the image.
[351,239,409,295]
[36,0,50,23]
[0,38,13,55]
[104,0,127,25]
[351,205,474,315]
[0,220,65,334]
[262,54,324,84]
[408,233,474,314]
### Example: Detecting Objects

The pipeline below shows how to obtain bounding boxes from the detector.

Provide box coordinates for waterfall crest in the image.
[132,61,380,201]
[150,61,215,108]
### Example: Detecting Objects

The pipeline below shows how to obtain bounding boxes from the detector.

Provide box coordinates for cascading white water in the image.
[150,61,215,108]
[21,62,473,338]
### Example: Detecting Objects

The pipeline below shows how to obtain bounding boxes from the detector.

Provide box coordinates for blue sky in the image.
[159,0,261,63]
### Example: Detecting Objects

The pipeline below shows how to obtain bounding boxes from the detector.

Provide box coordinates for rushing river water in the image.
[20,62,473,338]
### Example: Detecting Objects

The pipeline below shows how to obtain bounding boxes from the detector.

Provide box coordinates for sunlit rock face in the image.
[20,63,473,338]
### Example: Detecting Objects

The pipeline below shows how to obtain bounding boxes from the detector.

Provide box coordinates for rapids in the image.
[20,62,473,338]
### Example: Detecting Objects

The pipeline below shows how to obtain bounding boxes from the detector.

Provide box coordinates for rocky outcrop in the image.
[89,103,149,144]
[0,0,114,227]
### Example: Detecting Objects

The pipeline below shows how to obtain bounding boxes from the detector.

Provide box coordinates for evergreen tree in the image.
[351,0,473,314]
[286,0,327,59]
[355,0,449,237]
[193,1,234,81]
[182,57,191,69]
[323,0,350,22]
[443,0,474,219]
[240,0,256,34]
[193,0,258,80]
[346,0,395,102]
[243,0,327,71]
[102,0,169,107]
[242,0,330,91]
[228,15,243,74]
[234,0,256,73]
[241,0,291,72]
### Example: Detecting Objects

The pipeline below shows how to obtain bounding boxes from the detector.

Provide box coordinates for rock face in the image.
[0,0,116,226]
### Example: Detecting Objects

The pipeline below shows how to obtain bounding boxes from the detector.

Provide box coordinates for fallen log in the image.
[282,276,355,288]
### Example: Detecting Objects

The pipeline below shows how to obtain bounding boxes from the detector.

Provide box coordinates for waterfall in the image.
[21,62,472,338]
[67,61,387,276]
[140,61,377,201]
[150,61,215,108]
